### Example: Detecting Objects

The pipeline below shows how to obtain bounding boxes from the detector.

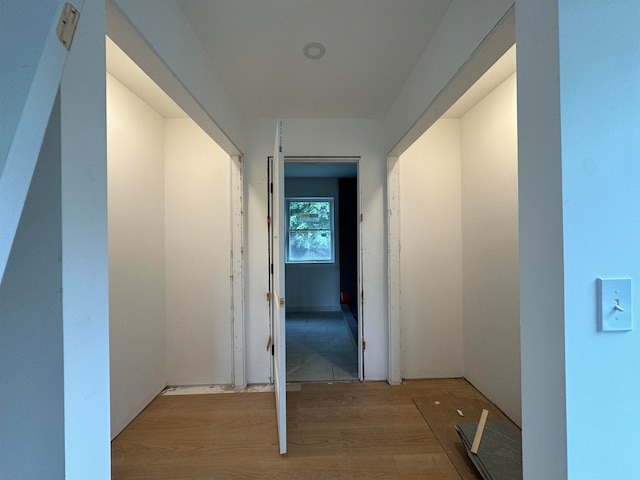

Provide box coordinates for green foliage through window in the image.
[287,198,334,263]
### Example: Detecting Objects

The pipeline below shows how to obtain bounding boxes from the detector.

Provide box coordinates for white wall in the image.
[107,73,167,437]
[244,118,387,382]
[460,74,520,425]
[285,177,341,312]
[0,0,61,176]
[164,118,232,386]
[0,1,71,282]
[0,95,65,479]
[398,74,520,425]
[516,3,567,477]
[398,119,464,379]
[519,1,640,477]
[108,0,518,390]
[1,8,112,467]
[107,72,233,436]
[560,3,640,474]
[60,2,111,472]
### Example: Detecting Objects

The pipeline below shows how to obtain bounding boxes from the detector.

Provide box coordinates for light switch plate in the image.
[597,278,632,332]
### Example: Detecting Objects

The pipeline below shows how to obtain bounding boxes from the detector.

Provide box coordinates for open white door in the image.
[0,0,81,284]
[271,120,287,454]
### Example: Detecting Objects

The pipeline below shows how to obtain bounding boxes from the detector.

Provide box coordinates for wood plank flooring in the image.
[112,379,520,479]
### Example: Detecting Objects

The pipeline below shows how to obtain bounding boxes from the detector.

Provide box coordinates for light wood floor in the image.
[112,378,519,479]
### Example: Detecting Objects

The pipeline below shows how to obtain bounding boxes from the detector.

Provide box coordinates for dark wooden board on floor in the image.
[457,421,523,480]
[409,380,520,480]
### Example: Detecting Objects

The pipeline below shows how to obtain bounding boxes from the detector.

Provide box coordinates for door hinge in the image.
[362,340,366,350]
[270,263,274,274]
[56,3,80,50]
[267,215,271,227]
[266,292,271,302]
[279,298,285,307]
[270,182,273,194]
[360,213,363,222]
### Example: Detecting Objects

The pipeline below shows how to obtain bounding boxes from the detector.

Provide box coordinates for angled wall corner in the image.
[0,0,74,285]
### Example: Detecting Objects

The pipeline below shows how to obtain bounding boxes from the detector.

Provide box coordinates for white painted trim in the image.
[231,155,246,390]
[387,155,402,385]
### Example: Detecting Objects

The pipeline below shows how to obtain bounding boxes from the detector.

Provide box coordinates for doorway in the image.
[282,158,362,382]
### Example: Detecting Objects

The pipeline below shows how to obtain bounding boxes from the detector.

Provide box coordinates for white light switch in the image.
[597,278,632,332]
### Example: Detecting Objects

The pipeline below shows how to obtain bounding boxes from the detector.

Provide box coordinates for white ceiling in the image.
[175,0,453,119]
[106,3,516,125]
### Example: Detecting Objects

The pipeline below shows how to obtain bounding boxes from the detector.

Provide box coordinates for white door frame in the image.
[230,154,246,390]
[386,155,402,385]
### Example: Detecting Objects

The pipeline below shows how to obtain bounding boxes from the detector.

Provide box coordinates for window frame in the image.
[285,197,335,264]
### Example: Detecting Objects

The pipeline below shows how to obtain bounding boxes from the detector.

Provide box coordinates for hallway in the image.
[286,311,358,382]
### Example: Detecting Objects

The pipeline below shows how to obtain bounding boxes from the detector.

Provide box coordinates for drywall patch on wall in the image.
[164,117,232,386]
[398,118,464,379]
